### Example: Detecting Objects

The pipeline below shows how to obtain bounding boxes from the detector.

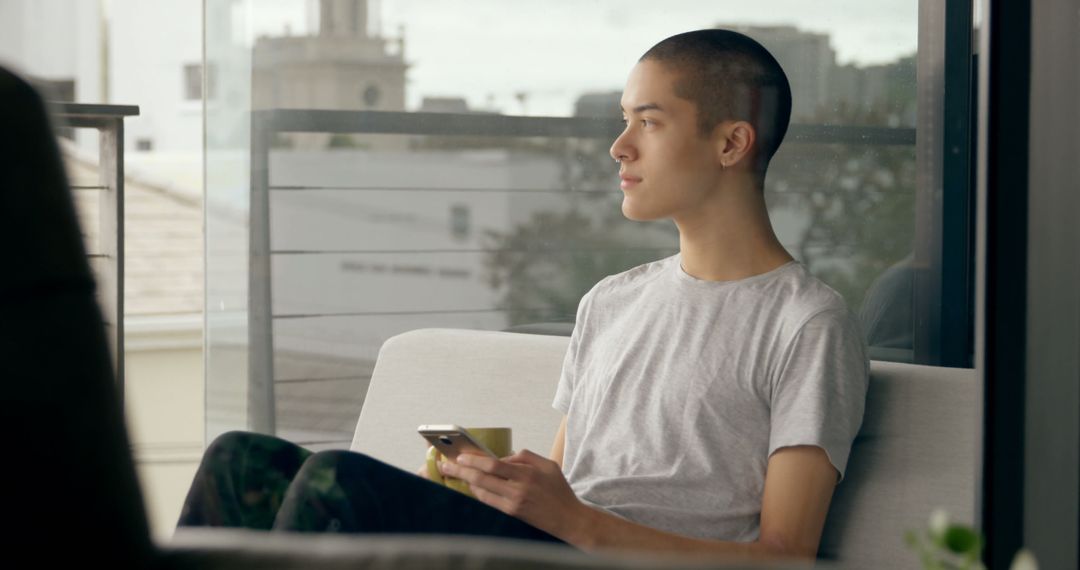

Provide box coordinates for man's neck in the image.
[674,175,794,282]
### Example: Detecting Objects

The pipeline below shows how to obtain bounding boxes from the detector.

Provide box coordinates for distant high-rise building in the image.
[719,24,915,126]
[830,55,916,125]
[418,97,471,114]
[725,25,836,121]
[573,91,622,119]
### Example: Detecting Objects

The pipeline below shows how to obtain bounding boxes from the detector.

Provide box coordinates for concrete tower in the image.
[253,0,406,117]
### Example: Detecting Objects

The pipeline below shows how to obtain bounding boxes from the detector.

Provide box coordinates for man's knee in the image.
[208,430,303,452]
[300,450,380,471]
[202,431,309,473]
[293,450,399,486]
[205,431,260,455]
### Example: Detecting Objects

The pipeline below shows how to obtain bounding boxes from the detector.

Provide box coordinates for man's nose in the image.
[610,130,635,163]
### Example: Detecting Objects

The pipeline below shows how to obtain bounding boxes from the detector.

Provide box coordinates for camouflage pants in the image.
[177,431,563,543]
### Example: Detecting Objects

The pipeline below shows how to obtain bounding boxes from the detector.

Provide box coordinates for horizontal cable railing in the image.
[273,307,567,320]
[270,185,614,193]
[275,375,370,384]
[269,185,912,195]
[269,246,678,255]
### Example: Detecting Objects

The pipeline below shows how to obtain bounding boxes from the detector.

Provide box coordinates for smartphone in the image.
[418,424,497,460]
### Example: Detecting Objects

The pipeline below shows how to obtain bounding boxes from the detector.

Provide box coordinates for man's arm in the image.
[549,415,567,468]
[441,444,837,560]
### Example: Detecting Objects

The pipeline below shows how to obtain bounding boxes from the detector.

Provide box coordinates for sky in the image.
[243,0,918,117]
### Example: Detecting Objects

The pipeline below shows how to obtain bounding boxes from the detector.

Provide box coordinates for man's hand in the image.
[438,449,588,541]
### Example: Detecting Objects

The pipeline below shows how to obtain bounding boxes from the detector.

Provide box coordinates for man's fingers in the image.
[470,485,518,515]
[506,449,556,471]
[442,460,517,496]
[457,453,518,478]
[507,449,545,464]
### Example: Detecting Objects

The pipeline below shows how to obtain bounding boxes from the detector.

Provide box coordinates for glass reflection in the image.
[206,0,921,443]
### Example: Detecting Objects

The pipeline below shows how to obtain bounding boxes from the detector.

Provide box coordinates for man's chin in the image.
[621,200,662,222]
[620,206,644,222]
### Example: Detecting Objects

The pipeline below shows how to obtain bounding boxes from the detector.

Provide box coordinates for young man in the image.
[180,28,867,562]
[436,29,868,559]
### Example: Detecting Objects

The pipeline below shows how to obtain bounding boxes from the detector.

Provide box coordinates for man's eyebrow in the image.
[621,103,665,114]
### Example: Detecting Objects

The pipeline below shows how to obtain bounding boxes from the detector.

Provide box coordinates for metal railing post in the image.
[248,112,276,434]
[98,118,125,406]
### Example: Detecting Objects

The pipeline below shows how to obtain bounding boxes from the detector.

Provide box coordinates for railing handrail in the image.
[52,102,141,119]
[253,108,916,146]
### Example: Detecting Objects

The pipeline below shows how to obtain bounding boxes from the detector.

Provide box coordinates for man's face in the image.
[610,59,723,223]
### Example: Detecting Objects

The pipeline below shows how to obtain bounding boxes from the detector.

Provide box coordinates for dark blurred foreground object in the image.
[0,67,154,566]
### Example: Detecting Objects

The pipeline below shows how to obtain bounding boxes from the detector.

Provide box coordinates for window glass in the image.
[206,0,946,448]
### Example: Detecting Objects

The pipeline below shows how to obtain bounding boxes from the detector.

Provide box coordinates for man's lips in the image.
[619,173,642,190]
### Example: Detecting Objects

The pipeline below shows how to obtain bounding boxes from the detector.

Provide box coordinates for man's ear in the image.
[715,120,756,170]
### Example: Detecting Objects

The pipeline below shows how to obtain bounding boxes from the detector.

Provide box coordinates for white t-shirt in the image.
[553,254,868,542]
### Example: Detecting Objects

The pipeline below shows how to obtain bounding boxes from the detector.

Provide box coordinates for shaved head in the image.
[640,29,793,172]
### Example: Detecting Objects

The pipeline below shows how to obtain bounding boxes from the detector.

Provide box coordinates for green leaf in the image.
[943,525,981,555]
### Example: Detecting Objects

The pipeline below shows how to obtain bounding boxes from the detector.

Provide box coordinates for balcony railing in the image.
[246,108,917,436]
[51,102,139,402]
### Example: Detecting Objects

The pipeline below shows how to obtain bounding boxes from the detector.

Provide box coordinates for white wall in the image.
[124,315,204,540]
[0,0,202,154]
[0,0,80,78]
[109,0,203,153]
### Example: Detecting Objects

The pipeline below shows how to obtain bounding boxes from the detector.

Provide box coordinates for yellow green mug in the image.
[426,427,512,497]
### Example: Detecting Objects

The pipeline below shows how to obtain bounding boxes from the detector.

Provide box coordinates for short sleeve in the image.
[552,331,578,414]
[769,308,869,480]
[553,288,595,414]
